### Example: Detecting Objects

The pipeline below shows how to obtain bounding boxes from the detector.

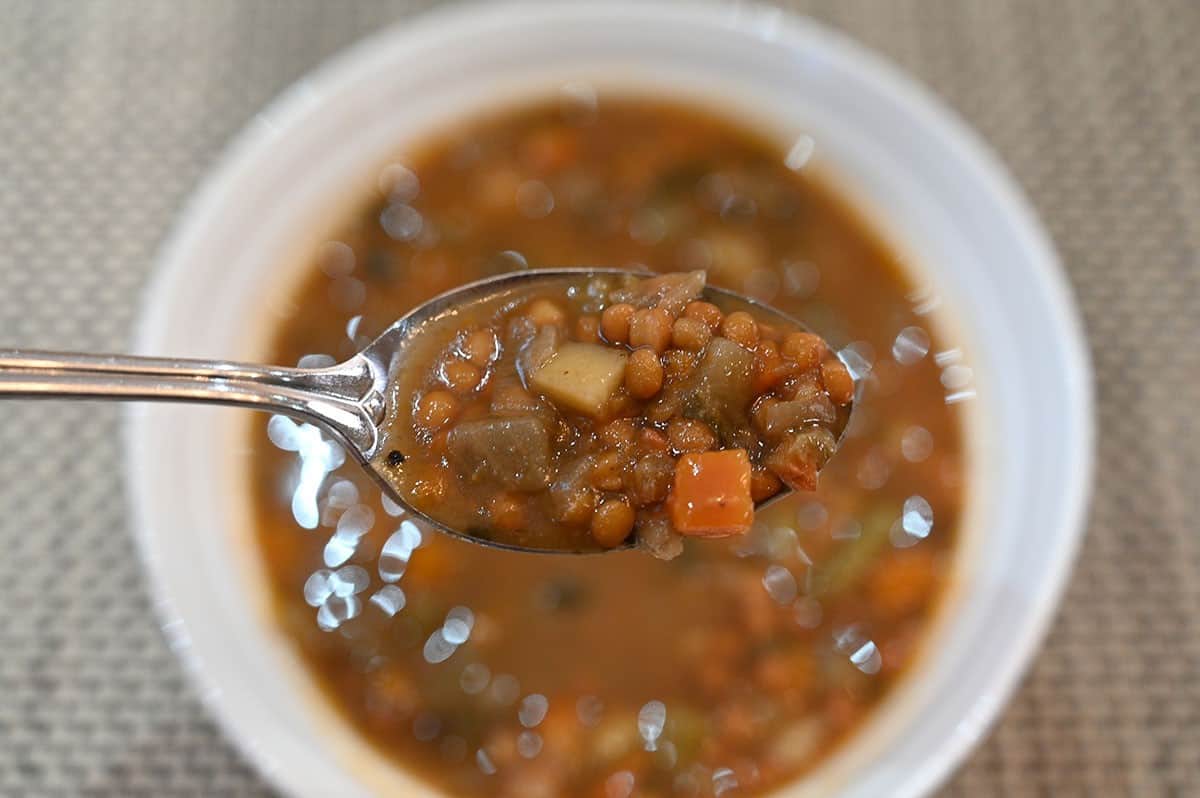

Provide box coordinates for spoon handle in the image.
[0,349,385,454]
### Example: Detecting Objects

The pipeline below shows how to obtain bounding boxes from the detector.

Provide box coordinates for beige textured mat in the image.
[1,1,1196,795]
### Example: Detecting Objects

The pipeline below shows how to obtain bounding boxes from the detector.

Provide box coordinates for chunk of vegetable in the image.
[446,416,552,491]
[549,457,597,524]
[628,270,707,316]
[636,511,684,560]
[765,427,836,491]
[679,337,756,440]
[812,507,892,598]
[516,323,561,381]
[488,377,556,430]
[756,396,837,441]
[529,342,628,417]
[668,449,753,537]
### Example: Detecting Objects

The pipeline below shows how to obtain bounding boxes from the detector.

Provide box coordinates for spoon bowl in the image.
[0,267,856,554]
[356,268,858,553]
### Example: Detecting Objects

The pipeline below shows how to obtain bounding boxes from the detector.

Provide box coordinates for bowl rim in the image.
[126,2,1095,797]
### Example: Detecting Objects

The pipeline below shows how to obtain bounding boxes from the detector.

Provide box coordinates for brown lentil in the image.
[591,497,636,547]
[599,302,635,344]
[684,300,724,331]
[589,451,626,492]
[415,389,460,431]
[662,349,697,382]
[672,316,713,351]
[753,341,787,394]
[626,347,665,399]
[668,418,718,454]
[628,307,675,353]
[631,454,675,505]
[461,328,499,366]
[526,298,567,328]
[781,331,827,371]
[598,418,638,450]
[721,311,760,349]
[441,359,483,394]
[821,358,855,406]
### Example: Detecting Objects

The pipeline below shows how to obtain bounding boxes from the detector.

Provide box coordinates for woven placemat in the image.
[1,1,1196,795]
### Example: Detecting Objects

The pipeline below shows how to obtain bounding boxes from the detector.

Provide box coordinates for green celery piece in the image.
[811,506,894,599]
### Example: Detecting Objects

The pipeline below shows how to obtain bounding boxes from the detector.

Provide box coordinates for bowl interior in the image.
[129,4,1092,798]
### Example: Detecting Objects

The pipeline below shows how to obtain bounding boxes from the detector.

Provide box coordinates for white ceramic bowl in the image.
[127,3,1093,797]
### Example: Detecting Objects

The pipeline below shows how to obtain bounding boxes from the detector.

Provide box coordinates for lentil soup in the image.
[376,269,852,554]
[252,98,965,797]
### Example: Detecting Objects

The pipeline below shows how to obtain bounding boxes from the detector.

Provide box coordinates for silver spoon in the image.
[0,268,854,554]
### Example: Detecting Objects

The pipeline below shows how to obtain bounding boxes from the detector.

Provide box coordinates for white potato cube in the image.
[530,343,628,417]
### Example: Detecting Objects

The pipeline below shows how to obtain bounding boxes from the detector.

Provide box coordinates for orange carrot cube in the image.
[668,449,754,537]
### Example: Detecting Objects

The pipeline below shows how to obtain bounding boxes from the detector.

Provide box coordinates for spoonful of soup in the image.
[0,269,855,556]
